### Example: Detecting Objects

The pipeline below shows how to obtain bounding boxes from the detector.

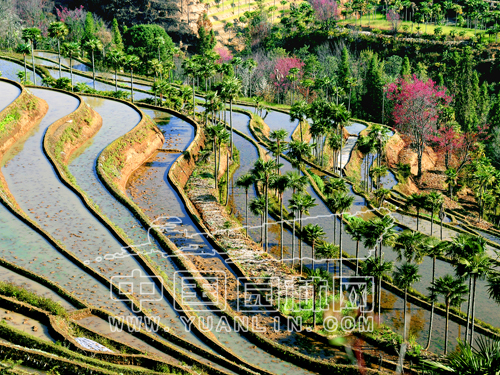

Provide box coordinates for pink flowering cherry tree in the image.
[387,75,452,179]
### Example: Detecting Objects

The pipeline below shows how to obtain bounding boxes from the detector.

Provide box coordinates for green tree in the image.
[404,193,427,231]
[236,173,255,238]
[22,27,41,86]
[362,54,384,123]
[393,262,421,342]
[123,25,174,73]
[316,242,339,275]
[428,275,468,354]
[401,56,411,77]
[338,46,351,91]
[344,215,365,275]
[182,58,199,118]
[61,42,80,90]
[394,230,427,263]
[48,22,69,79]
[271,174,290,260]
[361,256,393,319]
[425,191,444,236]
[112,18,123,50]
[221,77,242,156]
[290,100,309,142]
[422,238,447,350]
[197,12,216,55]
[106,49,125,92]
[289,193,317,272]
[16,44,30,81]
[327,191,354,279]
[252,158,282,253]
[303,223,326,269]
[83,39,103,90]
[83,11,95,42]
[124,54,140,103]
[250,196,266,243]
[269,129,288,168]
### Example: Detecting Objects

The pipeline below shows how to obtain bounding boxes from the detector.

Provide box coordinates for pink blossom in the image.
[309,0,339,22]
[56,5,85,23]
[216,47,233,64]
[270,57,304,90]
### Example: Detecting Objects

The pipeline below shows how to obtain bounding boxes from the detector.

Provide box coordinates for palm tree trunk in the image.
[378,276,382,320]
[470,275,477,345]
[292,211,296,266]
[192,77,196,118]
[465,277,472,343]
[440,216,443,240]
[245,190,249,237]
[265,179,269,253]
[425,256,437,350]
[92,51,96,90]
[355,240,360,276]
[31,42,36,85]
[430,212,434,236]
[403,289,408,341]
[416,208,420,231]
[312,242,315,270]
[70,57,73,90]
[115,68,118,92]
[299,212,303,273]
[339,213,343,279]
[130,69,134,103]
[313,284,317,330]
[23,54,27,82]
[444,303,450,354]
[58,39,62,79]
[280,195,284,261]
[225,151,230,206]
[230,99,234,157]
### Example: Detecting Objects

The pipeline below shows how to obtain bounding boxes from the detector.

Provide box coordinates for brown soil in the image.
[117,123,165,193]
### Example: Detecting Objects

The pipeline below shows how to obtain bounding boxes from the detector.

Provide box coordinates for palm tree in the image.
[345,215,366,275]
[316,242,339,274]
[16,44,30,81]
[393,230,427,263]
[61,42,80,90]
[106,49,126,92]
[285,171,308,261]
[290,100,308,142]
[22,27,41,86]
[455,250,491,345]
[421,237,447,350]
[48,22,69,79]
[271,174,290,260]
[269,129,289,168]
[252,158,282,253]
[361,256,393,318]
[370,165,388,190]
[428,275,468,354]
[303,224,326,269]
[182,58,199,118]
[250,196,266,243]
[367,123,392,167]
[425,192,444,236]
[404,193,427,231]
[124,54,140,102]
[373,188,391,208]
[236,173,255,238]
[289,193,317,272]
[287,140,314,170]
[445,167,458,199]
[393,262,421,342]
[221,77,242,156]
[83,39,103,90]
[324,177,347,243]
[327,191,354,279]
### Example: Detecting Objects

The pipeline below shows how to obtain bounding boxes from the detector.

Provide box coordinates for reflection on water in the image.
[0,81,21,113]
[0,59,43,82]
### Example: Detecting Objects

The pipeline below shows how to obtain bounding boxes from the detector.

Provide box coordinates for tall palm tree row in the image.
[61,42,81,90]
[21,27,41,86]
[48,21,68,79]
[83,39,103,91]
